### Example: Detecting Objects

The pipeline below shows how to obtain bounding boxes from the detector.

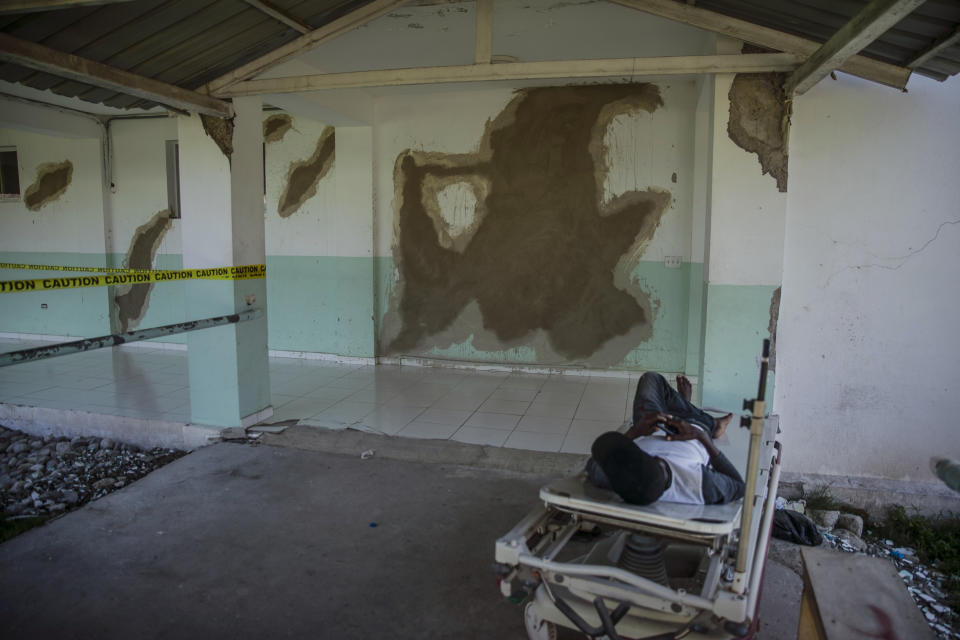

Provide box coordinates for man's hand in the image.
[662,416,703,442]
[625,411,671,439]
[664,417,723,459]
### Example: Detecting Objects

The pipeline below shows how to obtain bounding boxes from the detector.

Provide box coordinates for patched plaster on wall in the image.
[263,114,293,143]
[23,160,73,211]
[113,210,172,332]
[278,126,335,218]
[727,72,789,192]
[200,114,234,161]
[385,84,673,363]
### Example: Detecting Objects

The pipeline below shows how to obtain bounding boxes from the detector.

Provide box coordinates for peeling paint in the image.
[727,72,789,192]
[263,114,293,143]
[113,210,172,332]
[200,114,234,161]
[23,160,73,211]
[386,84,672,362]
[768,286,781,371]
[278,127,335,218]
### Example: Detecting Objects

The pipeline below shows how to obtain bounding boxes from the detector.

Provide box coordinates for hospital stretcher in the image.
[494,343,780,639]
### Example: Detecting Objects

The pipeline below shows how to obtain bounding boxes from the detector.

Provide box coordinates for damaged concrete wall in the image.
[277,126,335,218]
[200,114,234,162]
[777,75,960,482]
[375,83,700,369]
[263,114,293,143]
[264,114,338,252]
[23,160,73,211]
[113,210,173,332]
[727,72,789,192]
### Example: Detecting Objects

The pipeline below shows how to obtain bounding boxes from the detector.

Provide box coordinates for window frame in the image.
[0,145,21,202]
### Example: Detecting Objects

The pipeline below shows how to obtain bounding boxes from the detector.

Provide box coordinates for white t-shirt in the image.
[633,433,708,504]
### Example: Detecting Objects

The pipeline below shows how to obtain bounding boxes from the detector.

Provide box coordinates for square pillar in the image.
[178,97,271,427]
[698,40,787,469]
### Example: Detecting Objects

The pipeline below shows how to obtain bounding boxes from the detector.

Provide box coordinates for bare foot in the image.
[676,375,692,402]
[713,413,733,439]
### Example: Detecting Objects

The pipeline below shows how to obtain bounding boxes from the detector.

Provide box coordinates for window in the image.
[0,146,20,201]
[165,139,181,219]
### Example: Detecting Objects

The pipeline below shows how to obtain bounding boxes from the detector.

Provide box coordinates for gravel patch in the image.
[0,425,185,523]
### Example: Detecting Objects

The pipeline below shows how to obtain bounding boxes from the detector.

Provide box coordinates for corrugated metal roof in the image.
[0,0,957,114]
[0,0,376,111]
[696,0,960,81]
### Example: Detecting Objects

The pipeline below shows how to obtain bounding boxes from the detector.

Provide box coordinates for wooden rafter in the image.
[217,53,802,96]
[907,24,960,69]
[475,0,493,64]
[243,0,312,35]
[786,0,925,95]
[0,33,232,117]
[0,0,134,13]
[608,0,912,90]
[202,0,407,97]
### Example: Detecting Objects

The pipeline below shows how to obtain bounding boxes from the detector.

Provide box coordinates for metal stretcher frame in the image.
[495,415,782,639]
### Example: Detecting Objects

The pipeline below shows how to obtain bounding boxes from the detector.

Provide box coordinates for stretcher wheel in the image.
[523,601,557,640]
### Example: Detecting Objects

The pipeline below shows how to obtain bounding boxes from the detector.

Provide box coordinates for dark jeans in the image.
[632,371,717,437]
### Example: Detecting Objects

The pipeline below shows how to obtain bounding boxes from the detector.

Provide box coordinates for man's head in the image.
[591,432,670,505]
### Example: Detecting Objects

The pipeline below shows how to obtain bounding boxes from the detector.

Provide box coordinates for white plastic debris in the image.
[360,449,375,460]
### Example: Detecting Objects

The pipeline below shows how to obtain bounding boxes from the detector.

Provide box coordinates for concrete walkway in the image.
[0,437,801,639]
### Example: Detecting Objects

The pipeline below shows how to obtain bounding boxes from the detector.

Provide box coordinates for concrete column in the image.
[698,40,787,468]
[178,97,271,427]
[333,125,376,357]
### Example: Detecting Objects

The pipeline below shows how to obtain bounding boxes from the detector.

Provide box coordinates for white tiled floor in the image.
[0,337,641,454]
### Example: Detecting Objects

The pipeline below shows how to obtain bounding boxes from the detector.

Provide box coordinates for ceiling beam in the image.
[608,0,912,90]
[785,0,925,95]
[218,53,802,96]
[243,0,312,35]
[0,33,233,117]
[0,0,135,13]
[474,0,493,64]
[202,0,407,96]
[906,24,960,69]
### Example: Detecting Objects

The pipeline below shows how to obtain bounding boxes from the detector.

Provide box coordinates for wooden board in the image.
[799,547,936,640]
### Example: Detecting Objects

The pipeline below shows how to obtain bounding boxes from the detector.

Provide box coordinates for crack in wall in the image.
[728,72,789,192]
[113,210,172,332]
[200,114,234,162]
[277,127,335,218]
[385,84,673,363]
[23,160,73,211]
[822,218,960,287]
[263,114,293,143]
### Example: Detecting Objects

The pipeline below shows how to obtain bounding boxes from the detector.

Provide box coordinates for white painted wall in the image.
[706,72,787,287]
[108,117,181,257]
[777,74,960,481]
[0,127,105,253]
[299,0,709,74]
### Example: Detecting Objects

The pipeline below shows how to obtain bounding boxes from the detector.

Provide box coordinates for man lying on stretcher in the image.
[587,372,744,506]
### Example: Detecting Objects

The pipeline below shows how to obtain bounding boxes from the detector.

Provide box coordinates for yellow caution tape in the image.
[0,262,156,274]
[0,264,266,294]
